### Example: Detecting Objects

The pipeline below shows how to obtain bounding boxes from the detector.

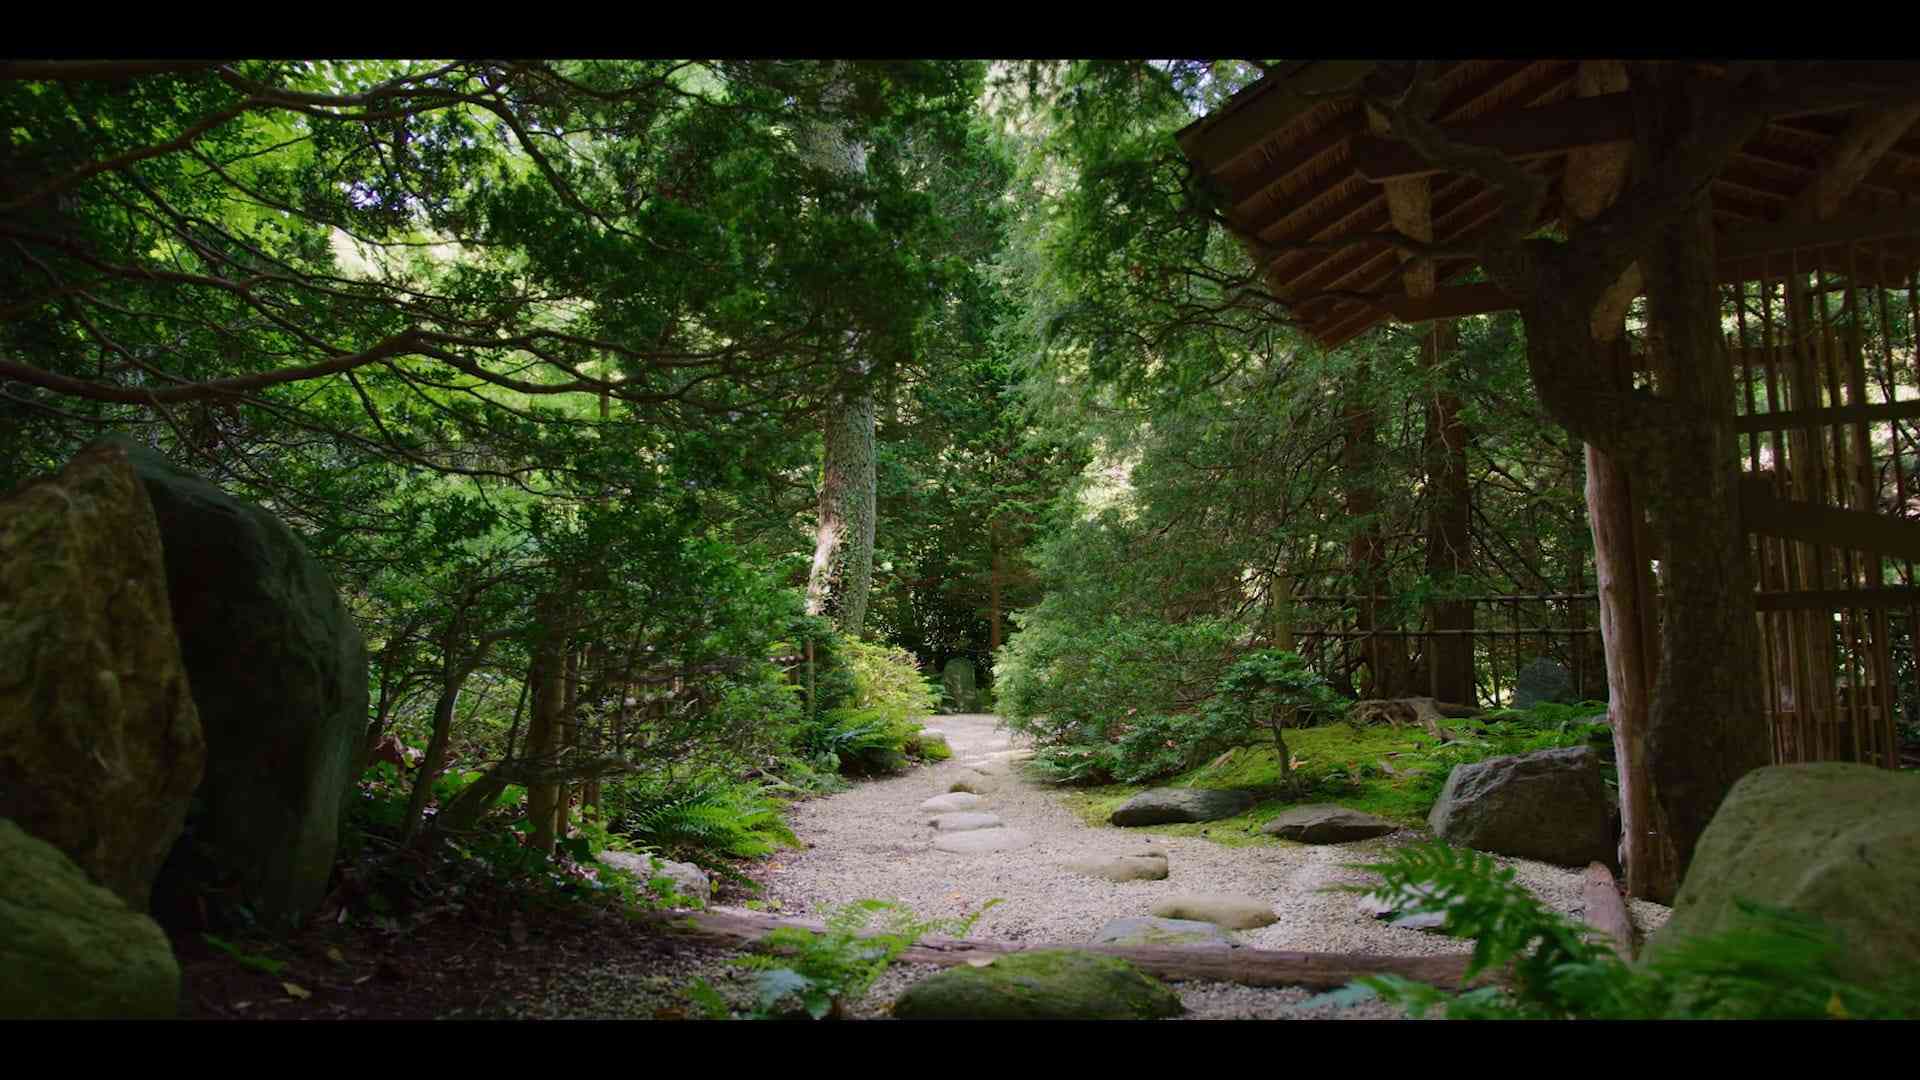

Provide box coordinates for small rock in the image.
[930,812,1004,833]
[597,851,711,905]
[1261,805,1400,844]
[1111,787,1257,827]
[892,949,1184,1020]
[1150,893,1278,930]
[1061,852,1169,882]
[1093,916,1235,948]
[932,828,1032,854]
[919,793,985,814]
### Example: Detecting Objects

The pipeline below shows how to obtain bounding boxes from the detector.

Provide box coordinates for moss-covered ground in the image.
[1048,707,1612,846]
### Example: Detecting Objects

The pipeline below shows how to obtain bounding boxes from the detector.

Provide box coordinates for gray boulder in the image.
[598,850,711,906]
[0,444,205,909]
[892,949,1184,1020]
[1093,916,1234,948]
[1645,763,1920,988]
[1,819,180,1018]
[1514,657,1573,709]
[1111,787,1256,827]
[1262,804,1399,844]
[949,769,999,795]
[98,437,370,929]
[1150,893,1278,930]
[1061,850,1169,882]
[1427,745,1614,868]
[1357,887,1448,931]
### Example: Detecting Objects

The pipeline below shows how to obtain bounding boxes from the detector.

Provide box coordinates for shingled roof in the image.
[1175,61,1920,349]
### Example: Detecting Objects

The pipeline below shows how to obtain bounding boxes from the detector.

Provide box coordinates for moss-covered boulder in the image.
[892,949,1184,1020]
[1427,745,1614,867]
[0,443,204,910]
[1645,763,1920,988]
[1,819,180,1018]
[1111,787,1257,827]
[94,437,368,929]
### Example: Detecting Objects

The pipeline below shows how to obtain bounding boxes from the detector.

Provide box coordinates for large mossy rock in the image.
[0,443,204,909]
[96,437,369,928]
[892,949,1184,1020]
[1426,745,1614,867]
[1645,764,1920,988]
[597,850,712,906]
[1513,657,1573,709]
[1,819,180,1018]
[940,657,977,713]
[1110,787,1256,827]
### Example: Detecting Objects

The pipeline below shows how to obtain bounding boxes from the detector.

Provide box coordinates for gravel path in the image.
[748,713,1670,1020]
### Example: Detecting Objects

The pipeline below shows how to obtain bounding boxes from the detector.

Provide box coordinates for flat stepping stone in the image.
[932,827,1032,854]
[1111,787,1257,827]
[1093,916,1236,948]
[930,811,1003,833]
[919,792,985,814]
[1150,893,1278,930]
[1261,804,1400,844]
[1060,851,1168,882]
[986,749,1035,763]
[949,769,999,795]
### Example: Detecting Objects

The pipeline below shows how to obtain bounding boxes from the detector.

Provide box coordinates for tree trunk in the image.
[800,74,878,639]
[989,521,1004,655]
[525,597,568,855]
[398,670,463,846]
[1343,360,1409,696]
[1421,320,1475,706]
[1634,174,1770,898]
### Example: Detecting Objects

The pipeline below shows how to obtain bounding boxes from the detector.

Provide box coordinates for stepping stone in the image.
[920,792,985,814]
[932,828,1032,854]
[987,749,1035,763]
[1111,787,1257,827]
[1092,916,1236,948]
[1260,804,1400,844]
[1357,889,1448,932]
[1060,851,1169,882]
[1150,893,1278,930]
[949,769,999,795]
[931,811,1003,833]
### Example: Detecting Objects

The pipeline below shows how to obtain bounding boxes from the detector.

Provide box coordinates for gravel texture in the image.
[755,713,1672,1020]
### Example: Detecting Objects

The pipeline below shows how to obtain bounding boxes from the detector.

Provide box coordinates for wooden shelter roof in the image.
[1176,61,1920,349]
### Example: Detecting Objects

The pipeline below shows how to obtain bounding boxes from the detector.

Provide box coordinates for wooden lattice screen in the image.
[1728,238,1917,769]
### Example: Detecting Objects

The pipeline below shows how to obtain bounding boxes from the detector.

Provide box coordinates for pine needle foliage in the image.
[1342,840,1920,1019]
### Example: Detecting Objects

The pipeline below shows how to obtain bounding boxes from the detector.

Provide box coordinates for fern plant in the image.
[612,779,798,878]
[1336,840,1920,1019]
[728,898,1002,1020]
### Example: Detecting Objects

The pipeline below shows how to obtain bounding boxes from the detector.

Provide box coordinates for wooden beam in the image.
[1783,104,1920,223]
[1717,202,1920,261]
[1177,60,1378,174]
[1735,396,1920,433]
[1754,587,1920,611]
[1352,91,1638,184]
[1740,476,1920,561]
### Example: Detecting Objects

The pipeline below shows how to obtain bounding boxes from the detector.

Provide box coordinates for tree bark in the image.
[525,596,568,855]
[1421,320,1475,705]
[1343,360,1410,696]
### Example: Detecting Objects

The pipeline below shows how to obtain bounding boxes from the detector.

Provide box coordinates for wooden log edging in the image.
[633,907,1487,992]
[1581,862,1637,962]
